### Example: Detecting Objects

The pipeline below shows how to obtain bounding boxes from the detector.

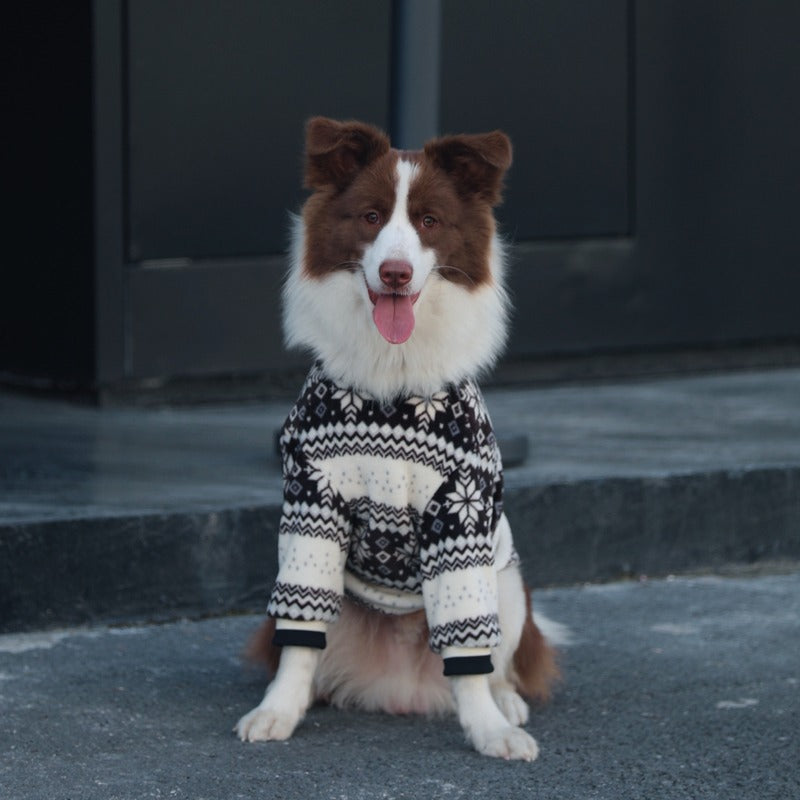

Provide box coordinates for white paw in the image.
[235,704,300,742]
[474,725,539,761]
[492,686,530,727]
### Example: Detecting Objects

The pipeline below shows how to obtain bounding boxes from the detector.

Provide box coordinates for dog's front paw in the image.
[491,685,530,727]
[235,703,300,742]
[473,725,539,761]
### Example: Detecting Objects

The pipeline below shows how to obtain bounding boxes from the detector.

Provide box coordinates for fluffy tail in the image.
[244,617,281,675]
[512,586,561,703]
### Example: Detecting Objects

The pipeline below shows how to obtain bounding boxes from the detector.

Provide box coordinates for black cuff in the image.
[443,654,494,676]
[272,628,327,649]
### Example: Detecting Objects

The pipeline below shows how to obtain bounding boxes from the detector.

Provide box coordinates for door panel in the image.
[124,0,391,378]
[440,0,631,240]
[127,0,391,261]
[443,2,800,361]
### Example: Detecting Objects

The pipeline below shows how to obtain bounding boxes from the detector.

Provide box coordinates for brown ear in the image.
[304,117,391,191]
[424,130,512,205]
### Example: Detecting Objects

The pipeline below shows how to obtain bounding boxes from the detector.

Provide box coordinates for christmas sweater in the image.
[267,364,518,676]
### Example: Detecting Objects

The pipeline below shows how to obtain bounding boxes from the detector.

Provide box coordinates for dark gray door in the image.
[441,0,800,362]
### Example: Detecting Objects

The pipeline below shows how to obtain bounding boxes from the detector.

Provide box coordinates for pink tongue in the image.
[372,294,415,344]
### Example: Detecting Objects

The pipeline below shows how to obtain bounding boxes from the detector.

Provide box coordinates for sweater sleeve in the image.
[267,427,351,649]
[418,460,503,676]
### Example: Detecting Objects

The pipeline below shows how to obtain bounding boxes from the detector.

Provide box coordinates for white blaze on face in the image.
[362,159,438,344]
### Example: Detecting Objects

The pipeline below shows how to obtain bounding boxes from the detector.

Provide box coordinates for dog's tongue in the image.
[372,294,415,344]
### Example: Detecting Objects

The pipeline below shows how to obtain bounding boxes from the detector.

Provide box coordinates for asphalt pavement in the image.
[1,570,798,800]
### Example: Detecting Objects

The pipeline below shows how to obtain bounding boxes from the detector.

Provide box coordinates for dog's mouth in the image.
[367,287,421,345]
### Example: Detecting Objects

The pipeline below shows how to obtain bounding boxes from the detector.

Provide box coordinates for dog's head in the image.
[284,117,512,399]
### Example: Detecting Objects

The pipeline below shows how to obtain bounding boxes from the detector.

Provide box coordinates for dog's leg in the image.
[235,646,320,742]
[450,673,539,761]
[490,563,530,726]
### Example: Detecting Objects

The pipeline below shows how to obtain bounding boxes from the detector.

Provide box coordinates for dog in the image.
[235,117,559,760]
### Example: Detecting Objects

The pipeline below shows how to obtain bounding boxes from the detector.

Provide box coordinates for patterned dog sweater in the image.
[267,364,518,676]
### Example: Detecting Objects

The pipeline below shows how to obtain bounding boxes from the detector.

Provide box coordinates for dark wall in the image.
[2,3,95,388]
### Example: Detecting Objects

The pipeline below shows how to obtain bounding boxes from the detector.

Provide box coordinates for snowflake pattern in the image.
[332,387,364,421]
[445,472,484,533]
[282,449,300,480]
[305,461,335,502]
[406,391,449,425]
[458,380,489,425]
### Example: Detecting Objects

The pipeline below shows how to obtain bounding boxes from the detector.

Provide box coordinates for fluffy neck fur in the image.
[283,215,509,401]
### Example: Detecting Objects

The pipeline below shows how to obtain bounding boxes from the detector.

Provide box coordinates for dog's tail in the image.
[244,617,281,675]
[512,586,562,703]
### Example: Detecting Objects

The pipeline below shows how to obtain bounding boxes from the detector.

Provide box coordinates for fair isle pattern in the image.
[347,498,422,590]
[267,364,515,653]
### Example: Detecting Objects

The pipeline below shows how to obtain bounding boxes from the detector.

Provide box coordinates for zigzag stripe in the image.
[420,532,494,558]
[429,614,501,650]
[307,440,456,474]
[305,437,500,478]
[267,582,341,620]
[268,597,338,615]
[268,583,340,606]
[420,554,495,580]
[296,421,499,472]
[431,614,499,635]
[280,510,348,546]
[304,442,498,482]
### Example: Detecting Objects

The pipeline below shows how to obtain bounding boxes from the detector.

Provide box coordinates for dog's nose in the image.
[379,260,413,290]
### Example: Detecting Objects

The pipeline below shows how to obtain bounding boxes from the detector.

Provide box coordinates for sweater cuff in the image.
[441,646,494,676]
[273,618,327,649]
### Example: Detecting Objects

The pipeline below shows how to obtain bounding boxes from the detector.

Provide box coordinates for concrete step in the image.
[2,368,800,632]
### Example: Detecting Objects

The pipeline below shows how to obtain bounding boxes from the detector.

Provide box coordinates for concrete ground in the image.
[1,570,798,800]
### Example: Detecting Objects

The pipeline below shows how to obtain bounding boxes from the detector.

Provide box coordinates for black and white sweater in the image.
[267,364,518,676]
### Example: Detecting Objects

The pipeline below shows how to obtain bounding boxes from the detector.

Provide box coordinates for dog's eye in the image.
[363,210,381,225]
[421,214,438,229]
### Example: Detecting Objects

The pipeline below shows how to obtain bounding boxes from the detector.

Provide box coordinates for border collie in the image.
[235,117,558,760]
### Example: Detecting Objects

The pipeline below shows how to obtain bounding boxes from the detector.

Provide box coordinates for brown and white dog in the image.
[235,118,559,760]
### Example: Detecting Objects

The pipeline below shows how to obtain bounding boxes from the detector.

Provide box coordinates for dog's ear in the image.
[424,131,512,205]
[304,117,391,191]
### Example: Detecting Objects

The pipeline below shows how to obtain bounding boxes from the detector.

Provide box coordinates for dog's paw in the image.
[491,685,530,727]
[235,704,300,742]
[473,725,539,761]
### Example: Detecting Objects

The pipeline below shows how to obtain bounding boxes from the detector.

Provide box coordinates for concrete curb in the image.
[3,464,799,632]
